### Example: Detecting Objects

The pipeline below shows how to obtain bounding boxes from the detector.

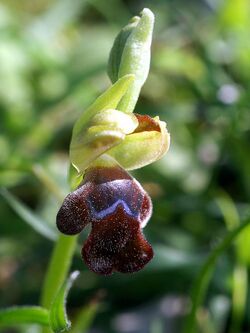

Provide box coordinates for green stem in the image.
[0,306,49,327]
[41,234,77,308]
[183,217,250,333]
[41,234,77,333]
[32,163,78,331]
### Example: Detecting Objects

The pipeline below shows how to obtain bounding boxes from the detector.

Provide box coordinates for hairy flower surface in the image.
[57,163,153,274]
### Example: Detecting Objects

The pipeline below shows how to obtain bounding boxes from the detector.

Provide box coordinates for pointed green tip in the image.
[141,8,155,22]
[138,8,155,39]
[140,8,155,32]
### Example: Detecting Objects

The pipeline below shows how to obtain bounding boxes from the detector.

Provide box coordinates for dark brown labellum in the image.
[56,164,153,274]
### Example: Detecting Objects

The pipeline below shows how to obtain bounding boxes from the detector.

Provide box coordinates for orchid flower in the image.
[56,8,170,275]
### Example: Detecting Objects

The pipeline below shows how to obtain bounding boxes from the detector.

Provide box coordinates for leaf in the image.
[71,300,99,333]
[183,217,250,333]
[0,306,49,327]
[216,191,250,265]
[70,74,135,172]
[49,271,80,333]
[0,188,57,241]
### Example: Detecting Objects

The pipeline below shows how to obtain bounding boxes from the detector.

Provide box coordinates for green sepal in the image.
[113,8,155,113]
[70,75,135,172]
[108,117,170,170]
[49,271,80,333]
[70,108,137,173]
[108,16,140,83]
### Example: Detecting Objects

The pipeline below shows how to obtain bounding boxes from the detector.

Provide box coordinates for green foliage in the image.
[0,307,49,327]
[183,217,250,333]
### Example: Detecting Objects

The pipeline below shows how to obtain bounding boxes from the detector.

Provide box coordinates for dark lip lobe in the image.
[56,165,153,274]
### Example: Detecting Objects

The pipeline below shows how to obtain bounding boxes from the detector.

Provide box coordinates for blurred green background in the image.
[1,0,250,332]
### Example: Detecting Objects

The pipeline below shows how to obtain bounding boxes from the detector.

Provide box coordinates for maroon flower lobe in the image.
[56,164,153,274]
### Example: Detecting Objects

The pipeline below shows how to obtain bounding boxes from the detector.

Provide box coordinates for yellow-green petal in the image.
[70,109,138,172]
[70,75,135,172]
[108,118,170,170]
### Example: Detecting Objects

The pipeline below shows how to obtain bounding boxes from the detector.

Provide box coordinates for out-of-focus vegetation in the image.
[1,0,250,332]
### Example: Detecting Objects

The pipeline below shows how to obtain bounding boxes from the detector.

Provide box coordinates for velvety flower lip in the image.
[82,206,153,275]
[56,183,92,235]
[56,164,153,274]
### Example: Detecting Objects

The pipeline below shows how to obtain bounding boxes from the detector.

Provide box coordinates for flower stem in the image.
[183,217,250,333]
[40,234,77,333]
